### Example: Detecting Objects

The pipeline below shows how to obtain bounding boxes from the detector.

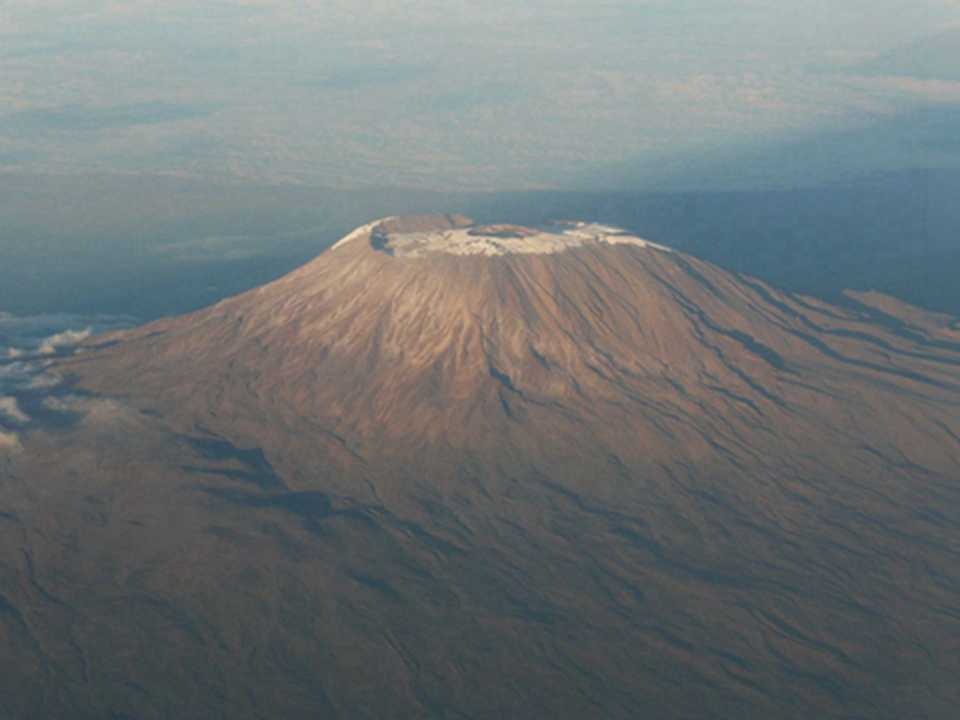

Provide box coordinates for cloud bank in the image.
[37,327,93,355]
[0,311,136,451]
[0,313,132,360]
[1,1,958,189]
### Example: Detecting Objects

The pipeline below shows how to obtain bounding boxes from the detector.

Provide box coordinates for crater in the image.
[467,224,540,239]
[364,219,673,258]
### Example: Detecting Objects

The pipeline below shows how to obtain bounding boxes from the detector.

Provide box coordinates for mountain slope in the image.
[1,216,959,719]
[69,215,960,474]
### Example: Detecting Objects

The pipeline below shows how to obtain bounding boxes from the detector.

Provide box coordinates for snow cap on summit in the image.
[330,216,672,257]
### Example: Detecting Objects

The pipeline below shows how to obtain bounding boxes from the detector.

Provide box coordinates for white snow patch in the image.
[377,221,672,258]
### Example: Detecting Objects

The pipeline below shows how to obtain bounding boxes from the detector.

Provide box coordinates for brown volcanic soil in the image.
[1,217,959,719]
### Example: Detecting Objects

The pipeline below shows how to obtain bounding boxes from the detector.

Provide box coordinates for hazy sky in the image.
[2,1,959,189]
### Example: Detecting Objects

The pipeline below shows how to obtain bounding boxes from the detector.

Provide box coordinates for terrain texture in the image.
[1,215,959,719]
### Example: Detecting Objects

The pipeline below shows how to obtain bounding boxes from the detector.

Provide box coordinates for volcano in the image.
[2,215,959,719]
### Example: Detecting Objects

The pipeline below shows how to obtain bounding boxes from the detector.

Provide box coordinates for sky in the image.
[1,1,960,190]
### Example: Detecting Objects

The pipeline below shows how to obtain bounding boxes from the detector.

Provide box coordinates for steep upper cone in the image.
[63,215,960,474]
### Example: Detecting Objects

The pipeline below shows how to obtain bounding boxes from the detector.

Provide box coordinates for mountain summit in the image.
[2,216,959,719]
[69,215,959,466]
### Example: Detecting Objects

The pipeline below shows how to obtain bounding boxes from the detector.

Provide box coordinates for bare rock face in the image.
[2,216,960,719]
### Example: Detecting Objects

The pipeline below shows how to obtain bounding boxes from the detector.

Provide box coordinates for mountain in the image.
[2,216,959,719]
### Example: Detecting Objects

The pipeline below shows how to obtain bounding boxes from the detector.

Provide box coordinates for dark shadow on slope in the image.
[180,434,286,490]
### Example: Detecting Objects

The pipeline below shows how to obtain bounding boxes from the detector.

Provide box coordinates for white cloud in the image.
[0,359,61,395]
[0,430,21,452]
[27,372,62,390]
[0,312,142,455]
[0,312,133,338]
[0,396,30,425]
[0,361,37,391]
[0,312,131,399]
[38,327,92,355]
[42,394,138,429]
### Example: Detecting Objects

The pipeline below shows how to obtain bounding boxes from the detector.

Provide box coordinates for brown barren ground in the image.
[1,217,958,719]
